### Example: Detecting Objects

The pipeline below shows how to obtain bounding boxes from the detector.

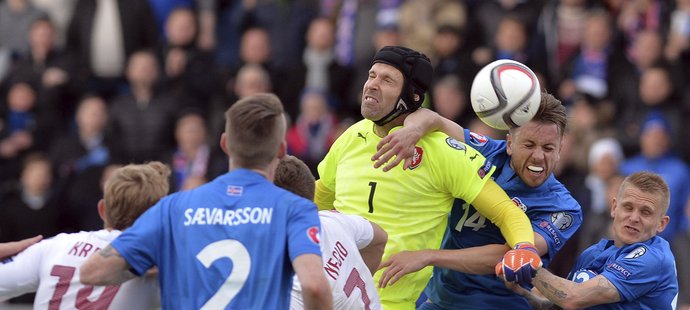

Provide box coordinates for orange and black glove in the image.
[495,243,542,285]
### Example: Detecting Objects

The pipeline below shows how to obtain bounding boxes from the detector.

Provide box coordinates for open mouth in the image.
[363,95,379,104]
[624,225,640,234]
[527,165,544,174]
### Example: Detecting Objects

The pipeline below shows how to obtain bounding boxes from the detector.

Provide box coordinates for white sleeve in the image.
[337,214,374,249]
[0,240,45,301]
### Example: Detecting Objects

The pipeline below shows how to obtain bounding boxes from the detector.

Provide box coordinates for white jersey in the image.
[291,211,381,310]
[0,230,159,310]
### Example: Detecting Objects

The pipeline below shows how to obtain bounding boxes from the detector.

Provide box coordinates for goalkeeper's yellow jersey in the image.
[316,119,496,309]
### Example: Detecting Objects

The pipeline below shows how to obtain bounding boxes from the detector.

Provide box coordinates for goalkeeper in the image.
[315,46,541,310]
[373,92,582,309]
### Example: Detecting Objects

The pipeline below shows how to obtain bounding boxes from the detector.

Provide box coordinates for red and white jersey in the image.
[291,211,381,310]
[0,229,159,309]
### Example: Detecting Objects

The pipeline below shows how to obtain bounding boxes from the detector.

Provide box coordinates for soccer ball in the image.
[470,59,541,130]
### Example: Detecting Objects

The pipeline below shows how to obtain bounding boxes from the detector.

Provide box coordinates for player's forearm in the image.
[429,244,509,274]
[521,290,559,310]
[302,284,333,310]
[360,223,387,275]
[80,245,134,286]
[472,180,535,247]
[314,180,335,211]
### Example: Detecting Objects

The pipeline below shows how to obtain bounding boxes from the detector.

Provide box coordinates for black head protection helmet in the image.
[371,46,433,126]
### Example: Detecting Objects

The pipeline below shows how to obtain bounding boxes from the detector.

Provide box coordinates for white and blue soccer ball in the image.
[470,59,541,130]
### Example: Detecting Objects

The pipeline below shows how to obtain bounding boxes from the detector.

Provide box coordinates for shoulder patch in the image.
[572,269,598,283]
[307,226,320,244]
[624,246,647,259]
[409,146,424,170]
[468,132,488,146]
[477,160,492,179]
[446,137,466,151]
[511,197,527,212]
[550,212,574,230]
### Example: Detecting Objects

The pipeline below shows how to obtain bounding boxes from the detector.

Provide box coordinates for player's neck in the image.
[373,116,405,138]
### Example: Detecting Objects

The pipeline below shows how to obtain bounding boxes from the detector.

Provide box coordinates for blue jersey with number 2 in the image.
[569,237,678,309]
[111,169,322,310]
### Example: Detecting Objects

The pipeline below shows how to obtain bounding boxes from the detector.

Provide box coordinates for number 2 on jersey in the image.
[454,203,487,232]
[196,239,251,309]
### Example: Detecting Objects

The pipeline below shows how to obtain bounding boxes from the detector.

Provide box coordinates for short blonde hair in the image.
[619,171,671,215]
[103,162,171,230]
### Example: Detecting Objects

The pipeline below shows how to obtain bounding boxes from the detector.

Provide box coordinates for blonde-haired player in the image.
[0,162,170,309]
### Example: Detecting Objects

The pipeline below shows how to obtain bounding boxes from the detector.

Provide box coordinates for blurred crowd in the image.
[0,0,689,307]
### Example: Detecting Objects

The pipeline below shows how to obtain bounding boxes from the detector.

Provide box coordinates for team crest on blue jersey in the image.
[477,160,492,179]
[511,197,527,212]
[572,269,598,283]
[446,137,466,151]
[468,132,488,146]
[624,246,647,259]
[227,185,243,196]
[409,146,424,170]
[550,212,574,230]
[307,226,320,244]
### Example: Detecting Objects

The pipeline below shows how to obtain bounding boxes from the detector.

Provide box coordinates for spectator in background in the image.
[0,0,45,57]
[398,0,468,62]
[66,0,158,99]
[580,137,624,253]
[0,82,51,180]
[50,95,113,231]
[432,24,476,91]
[108,50,178,164]
[158,7,216,113]
[7,17,78,127]
[430,74,474,127]
[170,110,210,191]
[620,111,690,244]
[29,0,78,48]
[0,153,63,243]
[286,90,340,174]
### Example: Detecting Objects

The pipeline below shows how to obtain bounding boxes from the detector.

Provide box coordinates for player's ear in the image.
[610,197,618,218]
[657,215,670,233]
[97,199,106,222]
[277,140,287,159]
[220,132,229,156]
[506,133,513,156]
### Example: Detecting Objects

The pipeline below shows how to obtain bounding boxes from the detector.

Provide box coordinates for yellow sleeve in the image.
[469,179,535,247]
[314,179,335,211]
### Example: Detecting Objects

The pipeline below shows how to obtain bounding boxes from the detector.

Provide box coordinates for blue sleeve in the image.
[530,209,582,266]
[600,246,663,301]
[111,201,165,276]
[286,196,322,262]
[463,129,505,158]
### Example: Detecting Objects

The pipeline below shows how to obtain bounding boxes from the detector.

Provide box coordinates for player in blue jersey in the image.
[504,172,678,309]
[80,93,333,310]
[374,92,582,309]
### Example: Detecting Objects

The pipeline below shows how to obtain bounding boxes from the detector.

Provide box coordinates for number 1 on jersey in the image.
[367,182,377,213]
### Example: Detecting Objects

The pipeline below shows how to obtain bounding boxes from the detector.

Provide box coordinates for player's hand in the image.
[495,243,542,285]
[0,235,42,260]
[372,125,422,171]
[377,250,431,288]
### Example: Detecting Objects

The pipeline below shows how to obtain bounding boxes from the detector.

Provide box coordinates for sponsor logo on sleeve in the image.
[550,212,574,230]
[446,137,466,151]
[227,185,244,196]
[572,269,598,283]
[607,263,632,278]
[477,160,492,179]
[409,146,424,170]
[307,227,320,244]
[624,246,647,259]
[539,220,562,246]
[468,132,488,146]
[511,197,528,212]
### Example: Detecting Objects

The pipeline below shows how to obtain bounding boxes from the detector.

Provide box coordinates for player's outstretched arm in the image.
[506,282,560,310]
[360,221,387,275]
[80,245,135,286]
[292,253,333,310]
[372,108,465,171]
[0,235,42,260]
[314,180,335,211]
[528,268,621,309]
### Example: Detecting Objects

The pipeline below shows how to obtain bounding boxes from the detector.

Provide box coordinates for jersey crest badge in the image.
[409,146,423,170]
[624,246,647,259]
[468,132,488,146]
[511,197,527,212]
[446,137,466,151]
[572,269,598,283]
[550,212,574,230]
[227,185,244,196]
[307,227,320,244]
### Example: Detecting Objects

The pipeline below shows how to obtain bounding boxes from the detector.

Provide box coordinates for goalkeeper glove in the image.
[495,243,542,285]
